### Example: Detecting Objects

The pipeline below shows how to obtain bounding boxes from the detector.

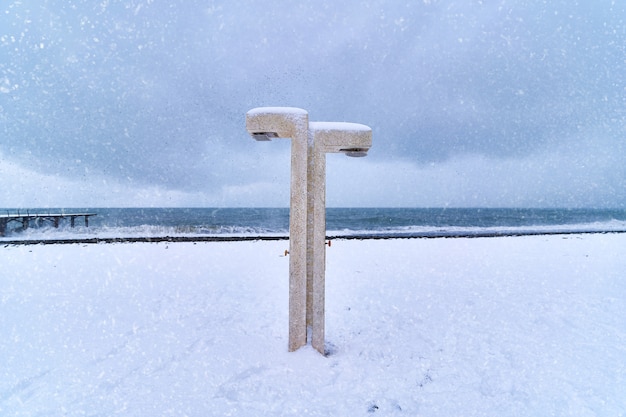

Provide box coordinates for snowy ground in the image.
[1,234,625,416]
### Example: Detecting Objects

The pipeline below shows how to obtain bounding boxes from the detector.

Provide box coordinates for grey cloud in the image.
[1,0,624,206]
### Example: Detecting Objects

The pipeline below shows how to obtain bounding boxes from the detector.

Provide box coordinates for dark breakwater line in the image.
[2,229,626,246]
[1,235,289,246]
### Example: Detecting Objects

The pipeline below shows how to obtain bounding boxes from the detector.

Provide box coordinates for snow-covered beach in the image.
[2,233,625,416]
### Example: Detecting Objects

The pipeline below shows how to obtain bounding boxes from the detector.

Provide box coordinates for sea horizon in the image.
[2,207,626,242]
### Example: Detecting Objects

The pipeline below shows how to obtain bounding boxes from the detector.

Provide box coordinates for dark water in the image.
[2,207,626,239]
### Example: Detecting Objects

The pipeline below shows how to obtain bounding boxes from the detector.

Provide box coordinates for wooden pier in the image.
[0,211,97,236]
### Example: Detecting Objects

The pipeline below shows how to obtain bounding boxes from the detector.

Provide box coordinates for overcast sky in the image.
[1,0,624,208]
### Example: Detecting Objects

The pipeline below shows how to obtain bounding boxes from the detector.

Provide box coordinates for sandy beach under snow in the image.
[1,233,625,416]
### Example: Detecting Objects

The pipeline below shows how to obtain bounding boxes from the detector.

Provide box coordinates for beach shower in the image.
[246,107,372,354]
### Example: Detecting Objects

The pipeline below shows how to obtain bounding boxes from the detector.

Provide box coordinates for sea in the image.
[1,207,626,241]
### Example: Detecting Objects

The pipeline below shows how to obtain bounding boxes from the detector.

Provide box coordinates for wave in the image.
[0,223,288,241]
[328,219,626,235]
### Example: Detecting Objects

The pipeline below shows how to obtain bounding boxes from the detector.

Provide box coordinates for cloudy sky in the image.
[1,0,624,208]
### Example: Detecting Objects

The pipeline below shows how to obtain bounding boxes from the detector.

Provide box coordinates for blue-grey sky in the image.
[1,0,625,208]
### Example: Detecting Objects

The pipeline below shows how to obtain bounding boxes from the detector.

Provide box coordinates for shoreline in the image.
[2,228,625,246]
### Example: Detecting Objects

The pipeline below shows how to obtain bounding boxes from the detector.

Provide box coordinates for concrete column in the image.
[308,122,372,355]
[309,133,327,354]
[246,107,309,352]
[288,126,308,351]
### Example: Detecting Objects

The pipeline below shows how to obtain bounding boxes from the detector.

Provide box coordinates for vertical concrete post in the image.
[287,121,308,351]
[308,122,372,355]
[308,128,327,354]
[246,107,309,352]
